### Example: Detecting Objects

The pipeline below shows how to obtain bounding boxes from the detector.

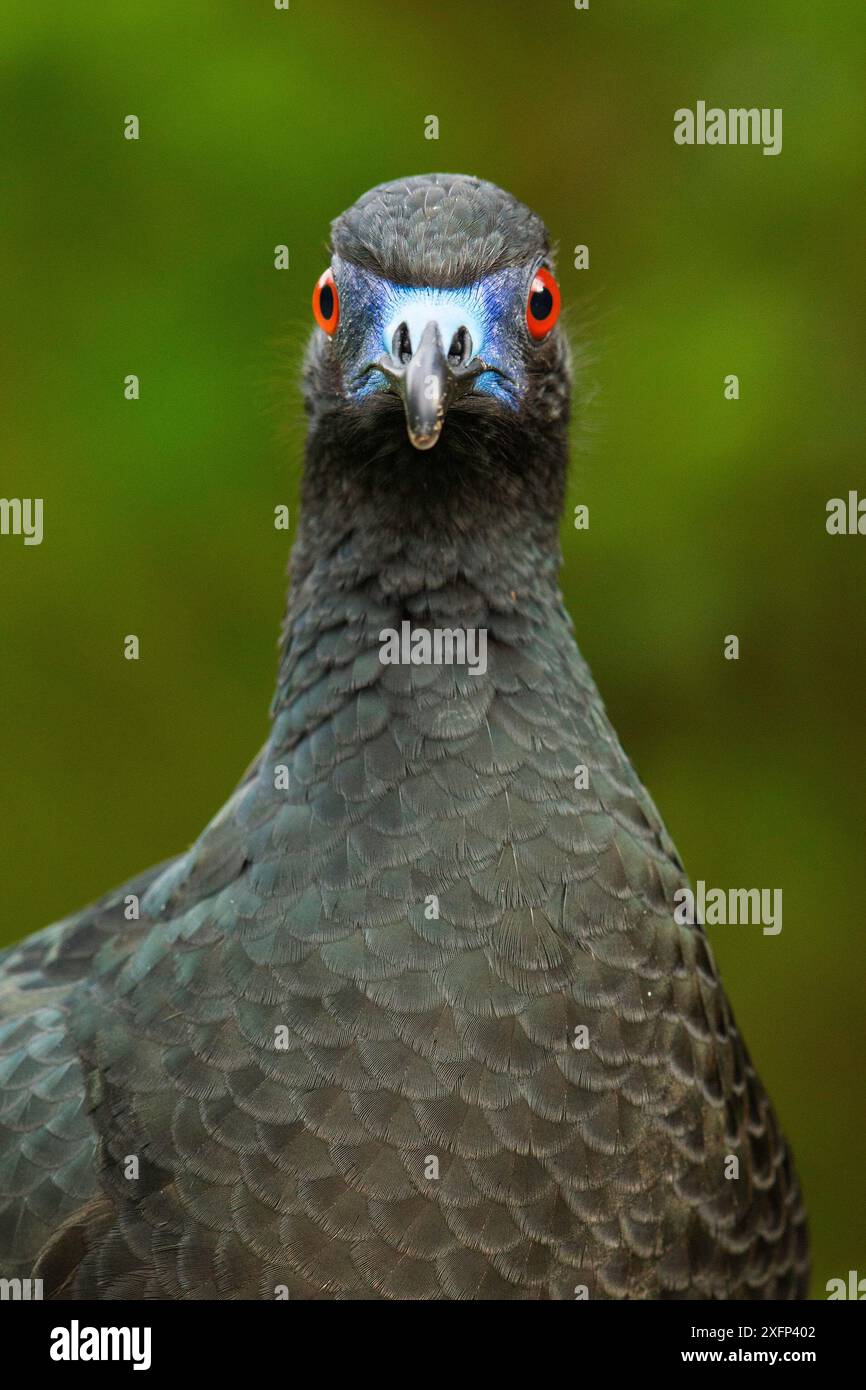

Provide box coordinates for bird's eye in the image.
[526,266,560,340]
[312,268,339,334]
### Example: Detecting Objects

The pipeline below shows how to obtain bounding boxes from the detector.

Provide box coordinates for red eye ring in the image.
[526,266,560,340]
[312,268,339,334]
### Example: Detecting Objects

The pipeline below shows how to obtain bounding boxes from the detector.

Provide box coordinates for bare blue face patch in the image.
[332,258,528,409]
[380,287,488,358]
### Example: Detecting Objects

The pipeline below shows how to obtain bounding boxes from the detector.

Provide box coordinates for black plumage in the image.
[0,174,808,1299]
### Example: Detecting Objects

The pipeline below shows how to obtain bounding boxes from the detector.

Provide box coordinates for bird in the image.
[0,173,809,1300]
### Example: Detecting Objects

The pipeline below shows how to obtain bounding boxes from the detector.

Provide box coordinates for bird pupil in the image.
[530,286,553,320]
[319,284,334,320]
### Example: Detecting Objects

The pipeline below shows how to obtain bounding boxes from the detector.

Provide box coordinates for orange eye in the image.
[312,268,339,334]
[526,266,560,340]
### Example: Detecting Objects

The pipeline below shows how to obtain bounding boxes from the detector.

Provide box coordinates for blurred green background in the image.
[1,0,863,1298]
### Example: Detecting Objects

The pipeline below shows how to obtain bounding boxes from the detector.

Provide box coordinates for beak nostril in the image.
[448,326,472,368]
[365,318,498,450]
[393,322,413,365]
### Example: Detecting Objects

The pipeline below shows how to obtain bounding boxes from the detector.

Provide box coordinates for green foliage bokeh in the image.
[1,0,864,1298]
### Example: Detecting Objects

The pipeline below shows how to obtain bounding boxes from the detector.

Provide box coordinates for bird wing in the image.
[0,858,177,1284]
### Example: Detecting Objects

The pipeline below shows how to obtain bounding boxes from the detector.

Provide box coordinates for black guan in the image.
[0,174,809,1299]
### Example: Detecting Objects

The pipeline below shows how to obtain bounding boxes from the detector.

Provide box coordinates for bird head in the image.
[301,175,571,533]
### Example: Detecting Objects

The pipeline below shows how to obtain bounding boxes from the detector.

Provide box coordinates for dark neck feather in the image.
[271,403,571,723]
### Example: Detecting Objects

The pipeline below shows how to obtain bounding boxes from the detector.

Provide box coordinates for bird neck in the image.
[269,500,568,731]
[267,409,573,745]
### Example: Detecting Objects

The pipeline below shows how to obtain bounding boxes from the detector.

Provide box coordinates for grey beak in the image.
[402,322,450,450]
[358,320,505,452]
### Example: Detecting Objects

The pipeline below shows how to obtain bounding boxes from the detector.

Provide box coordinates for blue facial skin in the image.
[331,257,532,410]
